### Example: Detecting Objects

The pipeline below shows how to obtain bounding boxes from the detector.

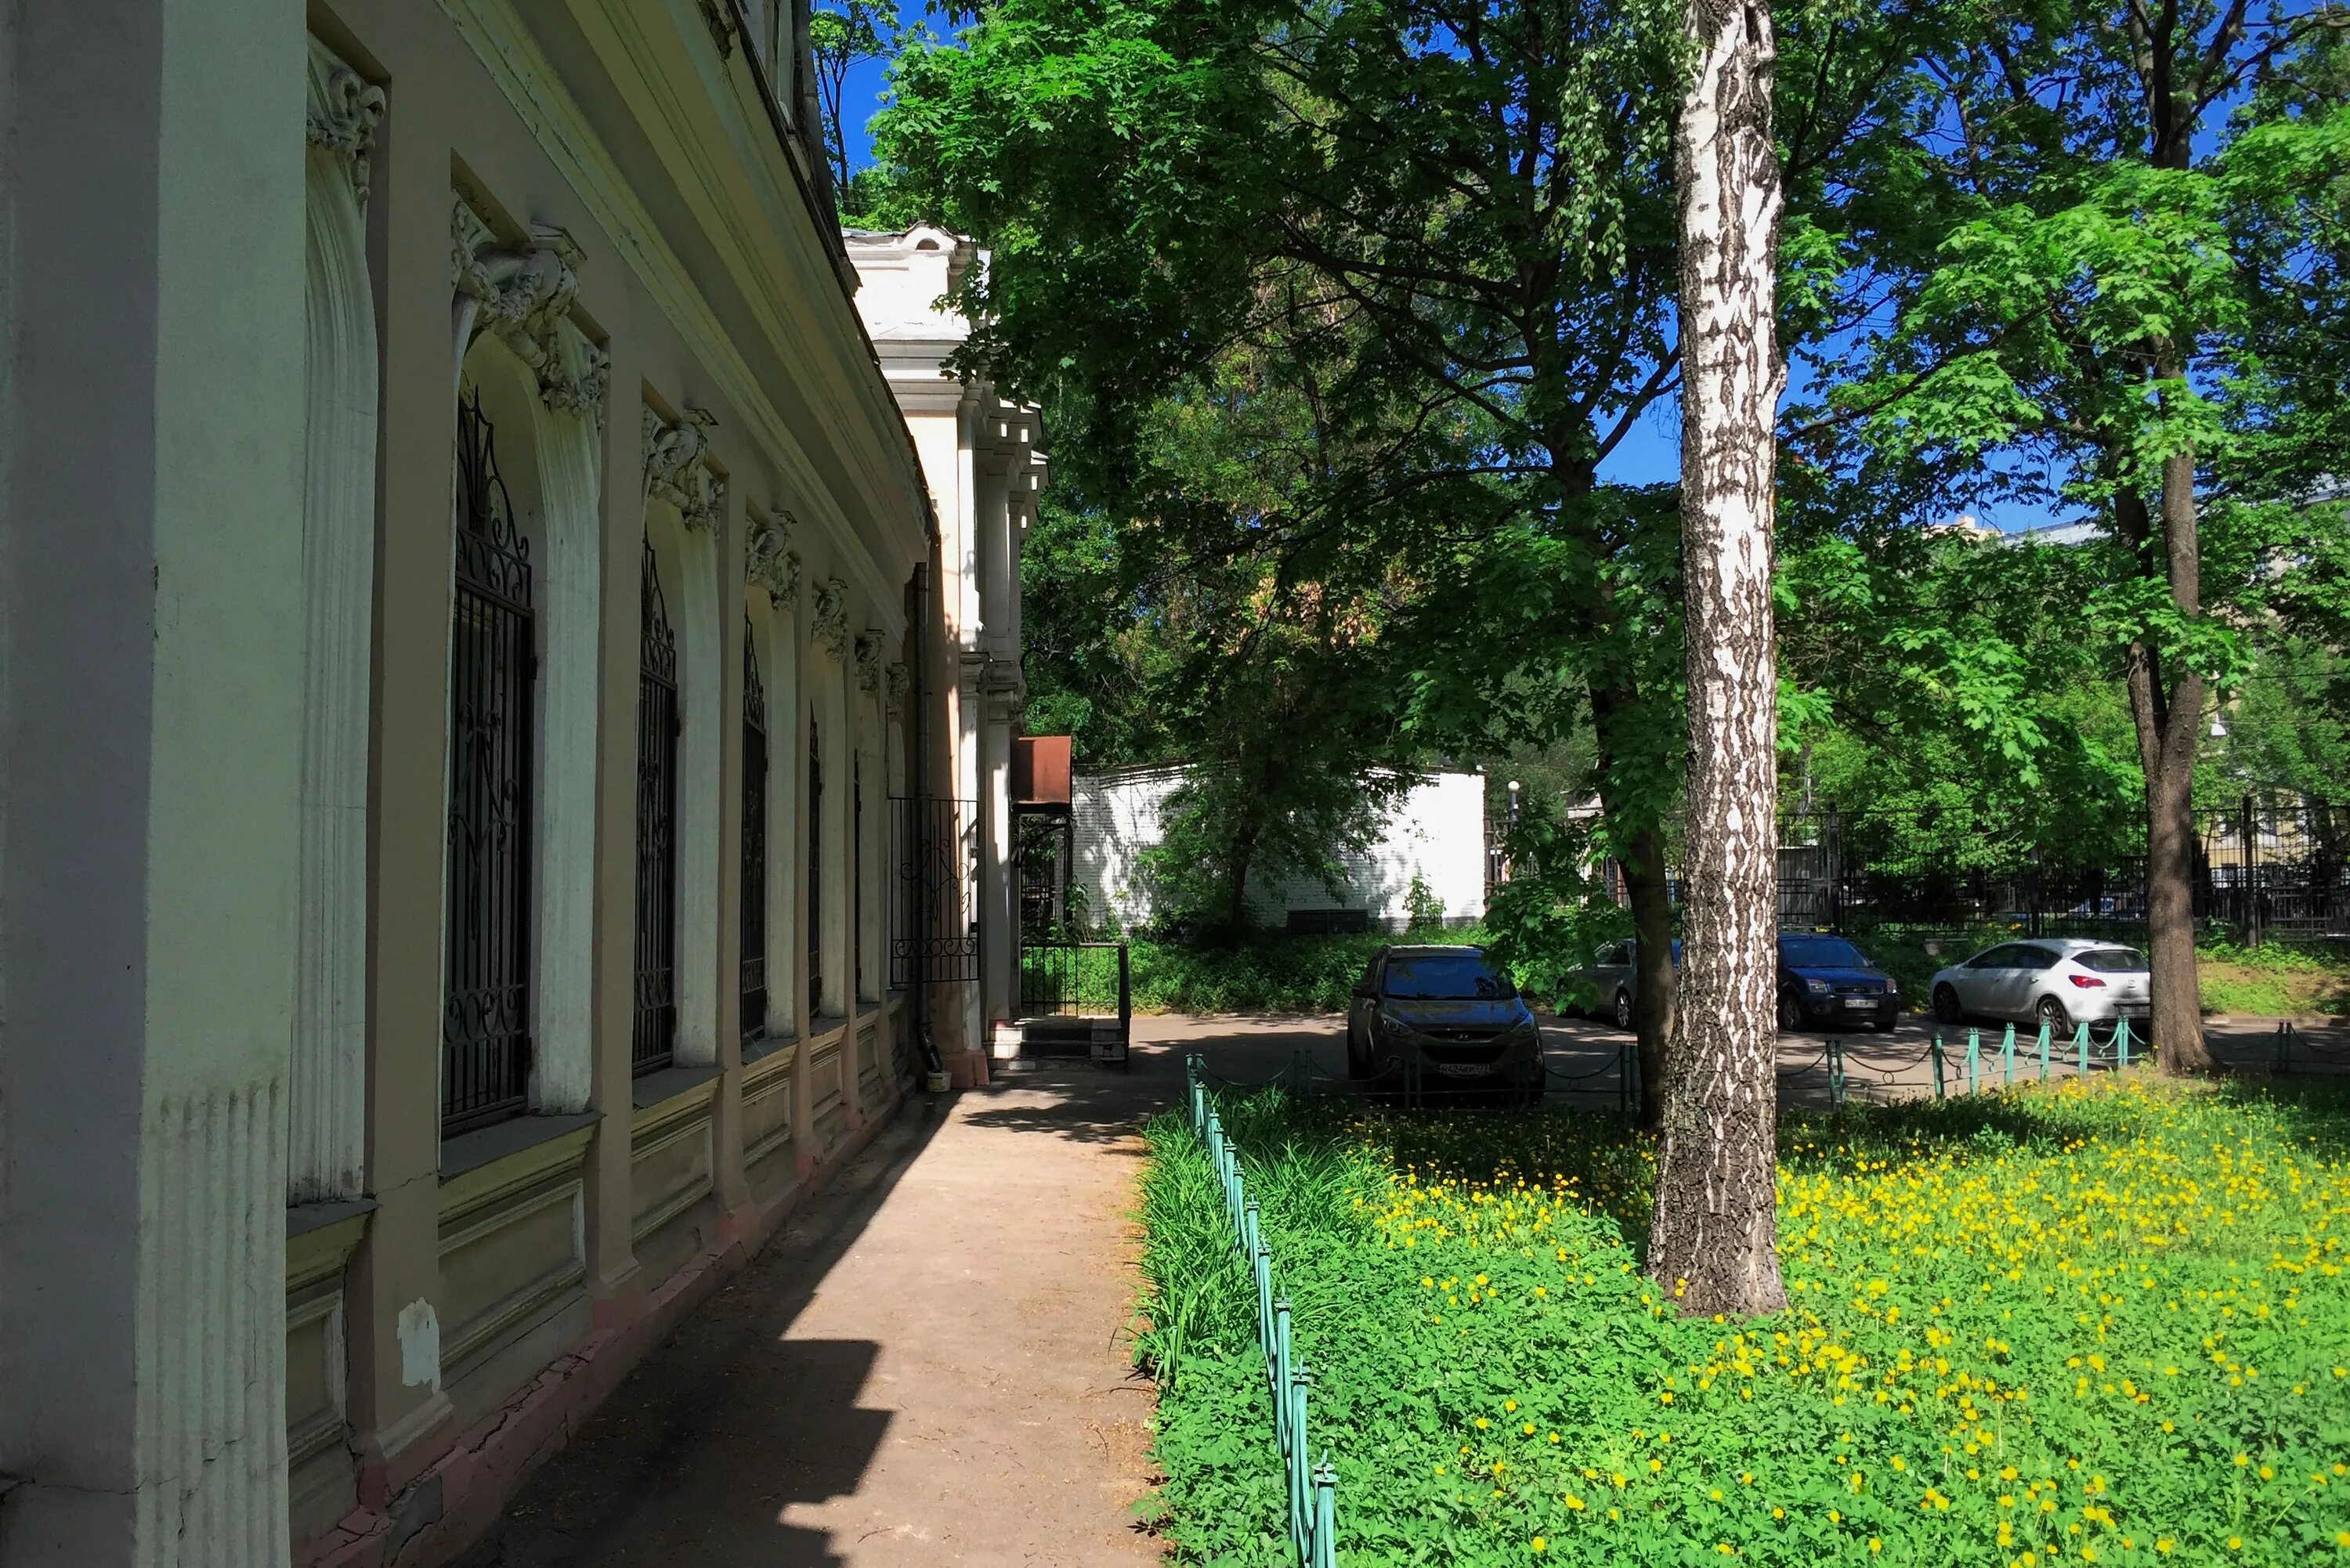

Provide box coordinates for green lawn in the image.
[1135,1078,2350,1566]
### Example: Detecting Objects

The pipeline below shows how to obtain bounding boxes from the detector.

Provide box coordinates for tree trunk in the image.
[1647,0,1787,1318]
[2117,455,2211,1072]
[1621,826,1676,1132]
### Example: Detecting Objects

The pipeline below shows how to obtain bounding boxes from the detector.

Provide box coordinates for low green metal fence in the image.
[1184,1053,1340,1568]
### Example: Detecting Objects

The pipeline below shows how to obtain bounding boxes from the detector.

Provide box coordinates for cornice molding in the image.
[306,38,385,203]
[645,406,725,533]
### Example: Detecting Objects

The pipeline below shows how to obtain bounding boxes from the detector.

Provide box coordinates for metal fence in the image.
[1183,1058,1340,1568]
[888,795,980,988]
[1576,795,2350,940]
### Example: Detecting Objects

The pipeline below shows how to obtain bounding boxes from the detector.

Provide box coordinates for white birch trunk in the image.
[1647,0,1788,1317]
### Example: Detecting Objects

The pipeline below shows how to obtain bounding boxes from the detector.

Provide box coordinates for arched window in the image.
[632,537,680,1075]
[740,620,768,1042]
[808,712,823,1015]
[443,388,535,1133]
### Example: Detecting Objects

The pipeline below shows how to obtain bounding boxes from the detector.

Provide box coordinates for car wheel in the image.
[2037,995,2073,1035]
[1777,988,1805,1033]
[1932,984,1963,1025]
[1613,989,1634,1031]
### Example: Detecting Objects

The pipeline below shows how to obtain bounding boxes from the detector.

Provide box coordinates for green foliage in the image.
[1137,1078,2350,1565]
[1126,930,1490,1016]
[1405,875,1446,934]
[808,0,901,199]
[1478,813,1631,1009]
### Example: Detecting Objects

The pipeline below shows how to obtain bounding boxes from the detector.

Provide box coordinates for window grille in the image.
[740,622,768,1042]
[808,714,823,1015]
[442,388,535,1134]
[631,537,680,1075]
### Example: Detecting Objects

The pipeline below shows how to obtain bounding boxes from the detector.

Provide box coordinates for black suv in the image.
[1776,931,1900,1031]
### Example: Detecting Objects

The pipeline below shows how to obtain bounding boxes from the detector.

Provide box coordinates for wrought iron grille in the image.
[889,795,981,987]
[442,388,536,1135]
[739,622,768,1042]
[853,755,864,999]
[631,537,680,1076]
[808,714,823,1015]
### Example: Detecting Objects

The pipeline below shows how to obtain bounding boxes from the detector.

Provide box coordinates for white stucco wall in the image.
[1072,766,1488,933]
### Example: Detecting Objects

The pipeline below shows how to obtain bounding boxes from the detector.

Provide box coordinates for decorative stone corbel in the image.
[745,513,793,596]
[451,201,603,413]
[884,661,910,715]
[697,0,739,58]
[852,634,884,694]
[643,406,724,533]
[306,38,385,203]
[812,580,850,658]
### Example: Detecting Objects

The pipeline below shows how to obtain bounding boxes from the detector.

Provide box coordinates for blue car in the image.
[1776,931,1900,1032]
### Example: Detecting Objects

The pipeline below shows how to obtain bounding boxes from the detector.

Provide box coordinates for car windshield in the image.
[1384,954,1514,1000]
[2076,947,2149,974]
[1780,935,1868,969]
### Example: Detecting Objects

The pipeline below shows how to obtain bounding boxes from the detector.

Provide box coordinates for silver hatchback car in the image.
[1929,938,2152,1035]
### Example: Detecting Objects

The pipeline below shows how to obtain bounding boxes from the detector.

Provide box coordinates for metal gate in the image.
[631,537,680,1075]
[739,623,768,1042]
[442,388,537,1133]
[889,796,980,987]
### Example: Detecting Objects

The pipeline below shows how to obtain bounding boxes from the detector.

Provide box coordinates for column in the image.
[0,2,306,1560]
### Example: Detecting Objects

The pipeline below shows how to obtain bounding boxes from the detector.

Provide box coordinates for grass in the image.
[1134,1077,2350,1566]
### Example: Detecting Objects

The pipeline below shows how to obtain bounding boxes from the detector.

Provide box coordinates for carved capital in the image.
[812,579,850,658]
[453,201,602,413]
[644,406,724,533]
[852,634,884,694]
[884,661,910,714]
[697,0,739,58]
[306,39,385,202]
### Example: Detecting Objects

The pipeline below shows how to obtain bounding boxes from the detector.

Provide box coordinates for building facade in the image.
[1072,766,1490,934]
[846,226,1047,1075]
[0,3,970,1564]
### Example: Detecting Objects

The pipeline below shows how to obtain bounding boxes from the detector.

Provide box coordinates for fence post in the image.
[1272,1296,1292,1452]
[2037,1021,2051,1081]
[2075,1021,2090,1078]
[1828,1037,1846,1110]
[1314,1456,1338,1568]
[1966,1027,1980,1095]
[1931,1035,1945,1100]
[2001,1024,2016,1087]
[1616,1040,1629,1122]
[2276,1021,2289,1074]
[2115,1017,2131,1072]
[2243,793,2262,948]
[1289,1363,1313,1565]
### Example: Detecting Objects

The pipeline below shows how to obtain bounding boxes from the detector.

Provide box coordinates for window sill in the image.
[742,1031,797,1068]
[631,1061,724,1113]
[440,1111,601,1183]
[287,1195,378,1240]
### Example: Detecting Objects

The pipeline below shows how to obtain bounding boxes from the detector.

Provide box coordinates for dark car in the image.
[1776,931,1900,1032]
[1566,936,1681,1031]
[1345,945,1542,1097]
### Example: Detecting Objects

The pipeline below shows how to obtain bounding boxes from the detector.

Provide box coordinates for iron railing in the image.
[889,795,980,987]
[631,537,680,1075]
[1183,1058,1340,1568]
[441,388,535,1135]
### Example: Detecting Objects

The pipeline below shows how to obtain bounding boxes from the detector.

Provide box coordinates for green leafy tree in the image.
[808,0,900,200]
[1820,2,2350,1071]
[877,0,1922,1116]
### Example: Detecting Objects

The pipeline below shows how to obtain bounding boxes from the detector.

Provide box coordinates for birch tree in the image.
[1645,0,1788,1317]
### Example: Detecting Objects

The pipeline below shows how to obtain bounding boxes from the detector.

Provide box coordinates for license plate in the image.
[1843,996,1877,1009]
[1434,1062,1493,1078]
